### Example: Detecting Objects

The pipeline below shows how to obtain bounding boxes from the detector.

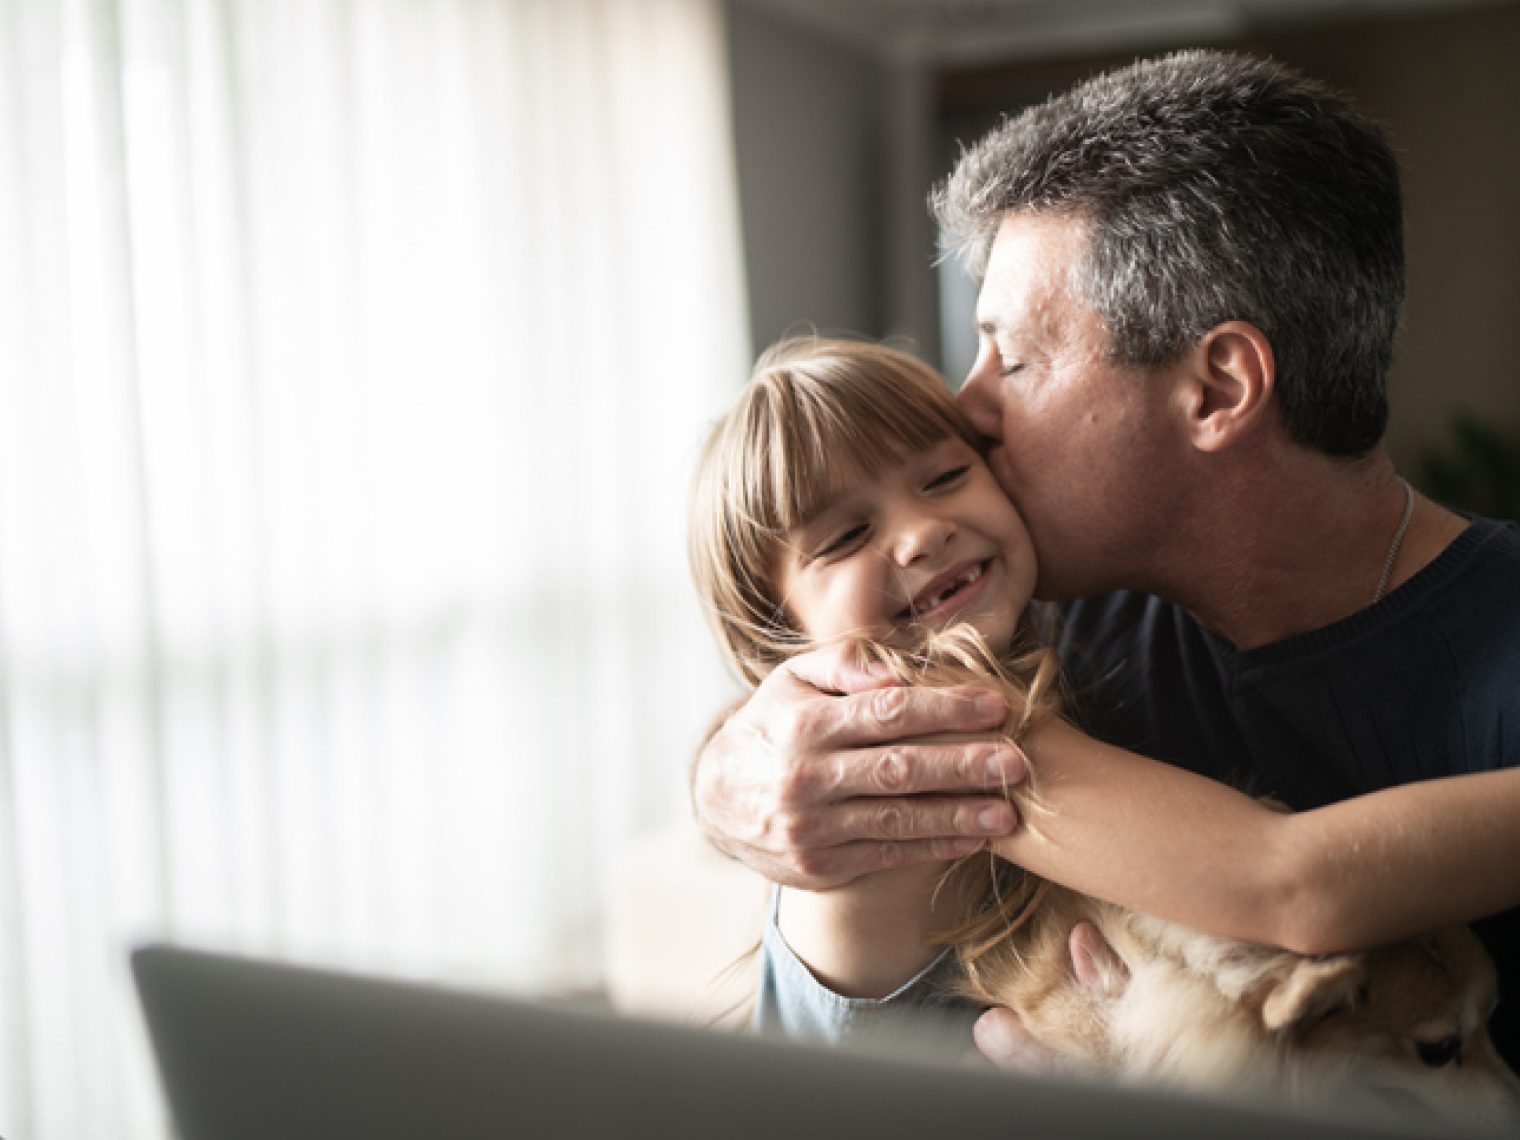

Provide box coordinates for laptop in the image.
[131,943,1475,1140]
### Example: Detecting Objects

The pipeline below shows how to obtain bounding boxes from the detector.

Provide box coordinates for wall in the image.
[935,5,1520,467]
[725,2,889,354]
[1260,4,1520,467]
[728,2,1520,471]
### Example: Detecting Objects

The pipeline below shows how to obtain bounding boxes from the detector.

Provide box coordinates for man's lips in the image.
[896,559,994,622]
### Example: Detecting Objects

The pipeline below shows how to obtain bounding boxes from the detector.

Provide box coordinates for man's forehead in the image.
[973,263,1033,338]
[975,213,1086,331]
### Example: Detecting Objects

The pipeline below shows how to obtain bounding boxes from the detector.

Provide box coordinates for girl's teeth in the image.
[920,563,984,612]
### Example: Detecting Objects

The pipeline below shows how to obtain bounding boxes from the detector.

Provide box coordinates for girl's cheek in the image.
[830,570,867,610]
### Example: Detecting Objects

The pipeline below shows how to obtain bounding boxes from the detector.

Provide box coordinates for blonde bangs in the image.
[749,340,981,534]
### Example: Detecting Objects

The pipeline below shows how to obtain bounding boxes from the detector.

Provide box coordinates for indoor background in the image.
[730,0,1520,499]
[2,1,1517,1137]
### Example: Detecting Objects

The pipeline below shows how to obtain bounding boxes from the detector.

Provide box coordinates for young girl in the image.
[687,336,1520,1048]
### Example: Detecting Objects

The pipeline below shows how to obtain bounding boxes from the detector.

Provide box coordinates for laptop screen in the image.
[131,943,1466,1140]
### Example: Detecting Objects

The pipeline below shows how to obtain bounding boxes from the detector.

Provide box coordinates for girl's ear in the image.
[1174,321,1276,453]
[1069,921,1130,998]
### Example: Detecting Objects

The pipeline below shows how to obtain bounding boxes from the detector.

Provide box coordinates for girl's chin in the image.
[882,612,1019,653]
[959,610,1020,653]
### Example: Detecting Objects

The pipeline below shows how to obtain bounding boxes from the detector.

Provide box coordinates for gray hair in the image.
[932,50,1403,457]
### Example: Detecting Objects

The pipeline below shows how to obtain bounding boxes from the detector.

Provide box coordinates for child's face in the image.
[775,437,1037,652]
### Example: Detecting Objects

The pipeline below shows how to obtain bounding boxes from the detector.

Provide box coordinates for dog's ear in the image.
[1260,954,1368,1033]
[1069,922,1130,998]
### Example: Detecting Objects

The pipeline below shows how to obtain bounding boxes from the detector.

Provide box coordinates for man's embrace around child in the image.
[689,50,1520,1076]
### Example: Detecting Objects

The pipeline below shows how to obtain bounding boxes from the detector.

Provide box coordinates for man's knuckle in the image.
[791,696,835,744]
[779,810,827,853]
[876,840,907,869]
[869,685,909,728]
[872,750,910,793]
[794,847,832,881]
[956,747,987,785]
[774,764,810,809]
[947,803,973,835]
[874,800,910,839]
[930,837,964,861]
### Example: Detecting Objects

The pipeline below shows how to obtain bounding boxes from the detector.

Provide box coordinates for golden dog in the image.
[957,874,1518,1126]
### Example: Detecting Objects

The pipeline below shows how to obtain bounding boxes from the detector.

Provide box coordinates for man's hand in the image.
[973,1008,1095,1078]
[691,641,1028,889]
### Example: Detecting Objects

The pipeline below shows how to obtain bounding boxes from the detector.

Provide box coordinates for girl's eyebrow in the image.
[794,493,845,533]
[793,442,952,532]
[793,462,875,531]
[794,469,880,533]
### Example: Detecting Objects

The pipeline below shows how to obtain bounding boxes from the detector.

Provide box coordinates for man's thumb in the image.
[786,639,901,696]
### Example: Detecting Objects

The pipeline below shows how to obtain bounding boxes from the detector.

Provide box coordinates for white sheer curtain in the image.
[0,0,748,1136]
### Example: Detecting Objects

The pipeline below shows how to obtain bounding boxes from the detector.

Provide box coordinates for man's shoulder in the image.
[1369,513,1520,644]
[1450,514,1520,582]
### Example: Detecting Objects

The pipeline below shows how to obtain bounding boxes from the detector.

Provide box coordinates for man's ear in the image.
[1069,922,1130,999]
[1176,321,1275,453]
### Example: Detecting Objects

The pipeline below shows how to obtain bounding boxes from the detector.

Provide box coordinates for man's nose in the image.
[955,368,1003,441]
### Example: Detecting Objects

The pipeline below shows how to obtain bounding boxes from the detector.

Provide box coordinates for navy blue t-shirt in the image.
[1052,516,1520,1065]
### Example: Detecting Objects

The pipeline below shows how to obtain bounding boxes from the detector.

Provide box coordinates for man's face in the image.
[956,212,1181,600]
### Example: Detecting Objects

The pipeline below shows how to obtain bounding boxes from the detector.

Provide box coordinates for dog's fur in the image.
[863,629,1520,1126]
[956,874,1519,1126]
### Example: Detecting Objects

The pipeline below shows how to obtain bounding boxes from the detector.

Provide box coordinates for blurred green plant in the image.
[1413,410,1520,523]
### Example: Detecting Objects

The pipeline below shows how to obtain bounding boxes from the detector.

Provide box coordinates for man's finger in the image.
[830,684,1009,748]
[974,1008,1067,1075]
[828,741,1028,799]
[800,793,1019,848]
[786,643,1010,725]
[797,835,993,884]
[783,640,903,696]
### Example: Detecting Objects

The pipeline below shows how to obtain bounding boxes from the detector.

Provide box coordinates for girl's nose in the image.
[890,511,954,566]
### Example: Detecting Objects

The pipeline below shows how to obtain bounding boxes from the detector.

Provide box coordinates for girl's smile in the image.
[896,557,993,623]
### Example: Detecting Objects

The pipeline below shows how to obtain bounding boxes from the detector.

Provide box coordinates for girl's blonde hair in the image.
[848,627,1065,992]
[688,336,985,687]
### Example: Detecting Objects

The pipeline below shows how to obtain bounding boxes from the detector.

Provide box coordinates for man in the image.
[691,50,1520,1068]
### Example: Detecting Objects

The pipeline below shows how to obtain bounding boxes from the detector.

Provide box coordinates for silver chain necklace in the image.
[1372,479,1415,603]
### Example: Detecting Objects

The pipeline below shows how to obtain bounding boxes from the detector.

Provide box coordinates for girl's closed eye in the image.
[925,464,971,492]
[815,522,869,560]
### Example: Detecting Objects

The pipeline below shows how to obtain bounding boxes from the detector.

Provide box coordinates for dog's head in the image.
[1256,925,1519,1126]
[1069,916,1520,1126]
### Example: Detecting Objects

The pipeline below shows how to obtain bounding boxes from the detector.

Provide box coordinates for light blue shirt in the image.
[752,887,983,1056]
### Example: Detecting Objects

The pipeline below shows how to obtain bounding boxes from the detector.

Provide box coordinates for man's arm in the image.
[691,640,1029,890]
